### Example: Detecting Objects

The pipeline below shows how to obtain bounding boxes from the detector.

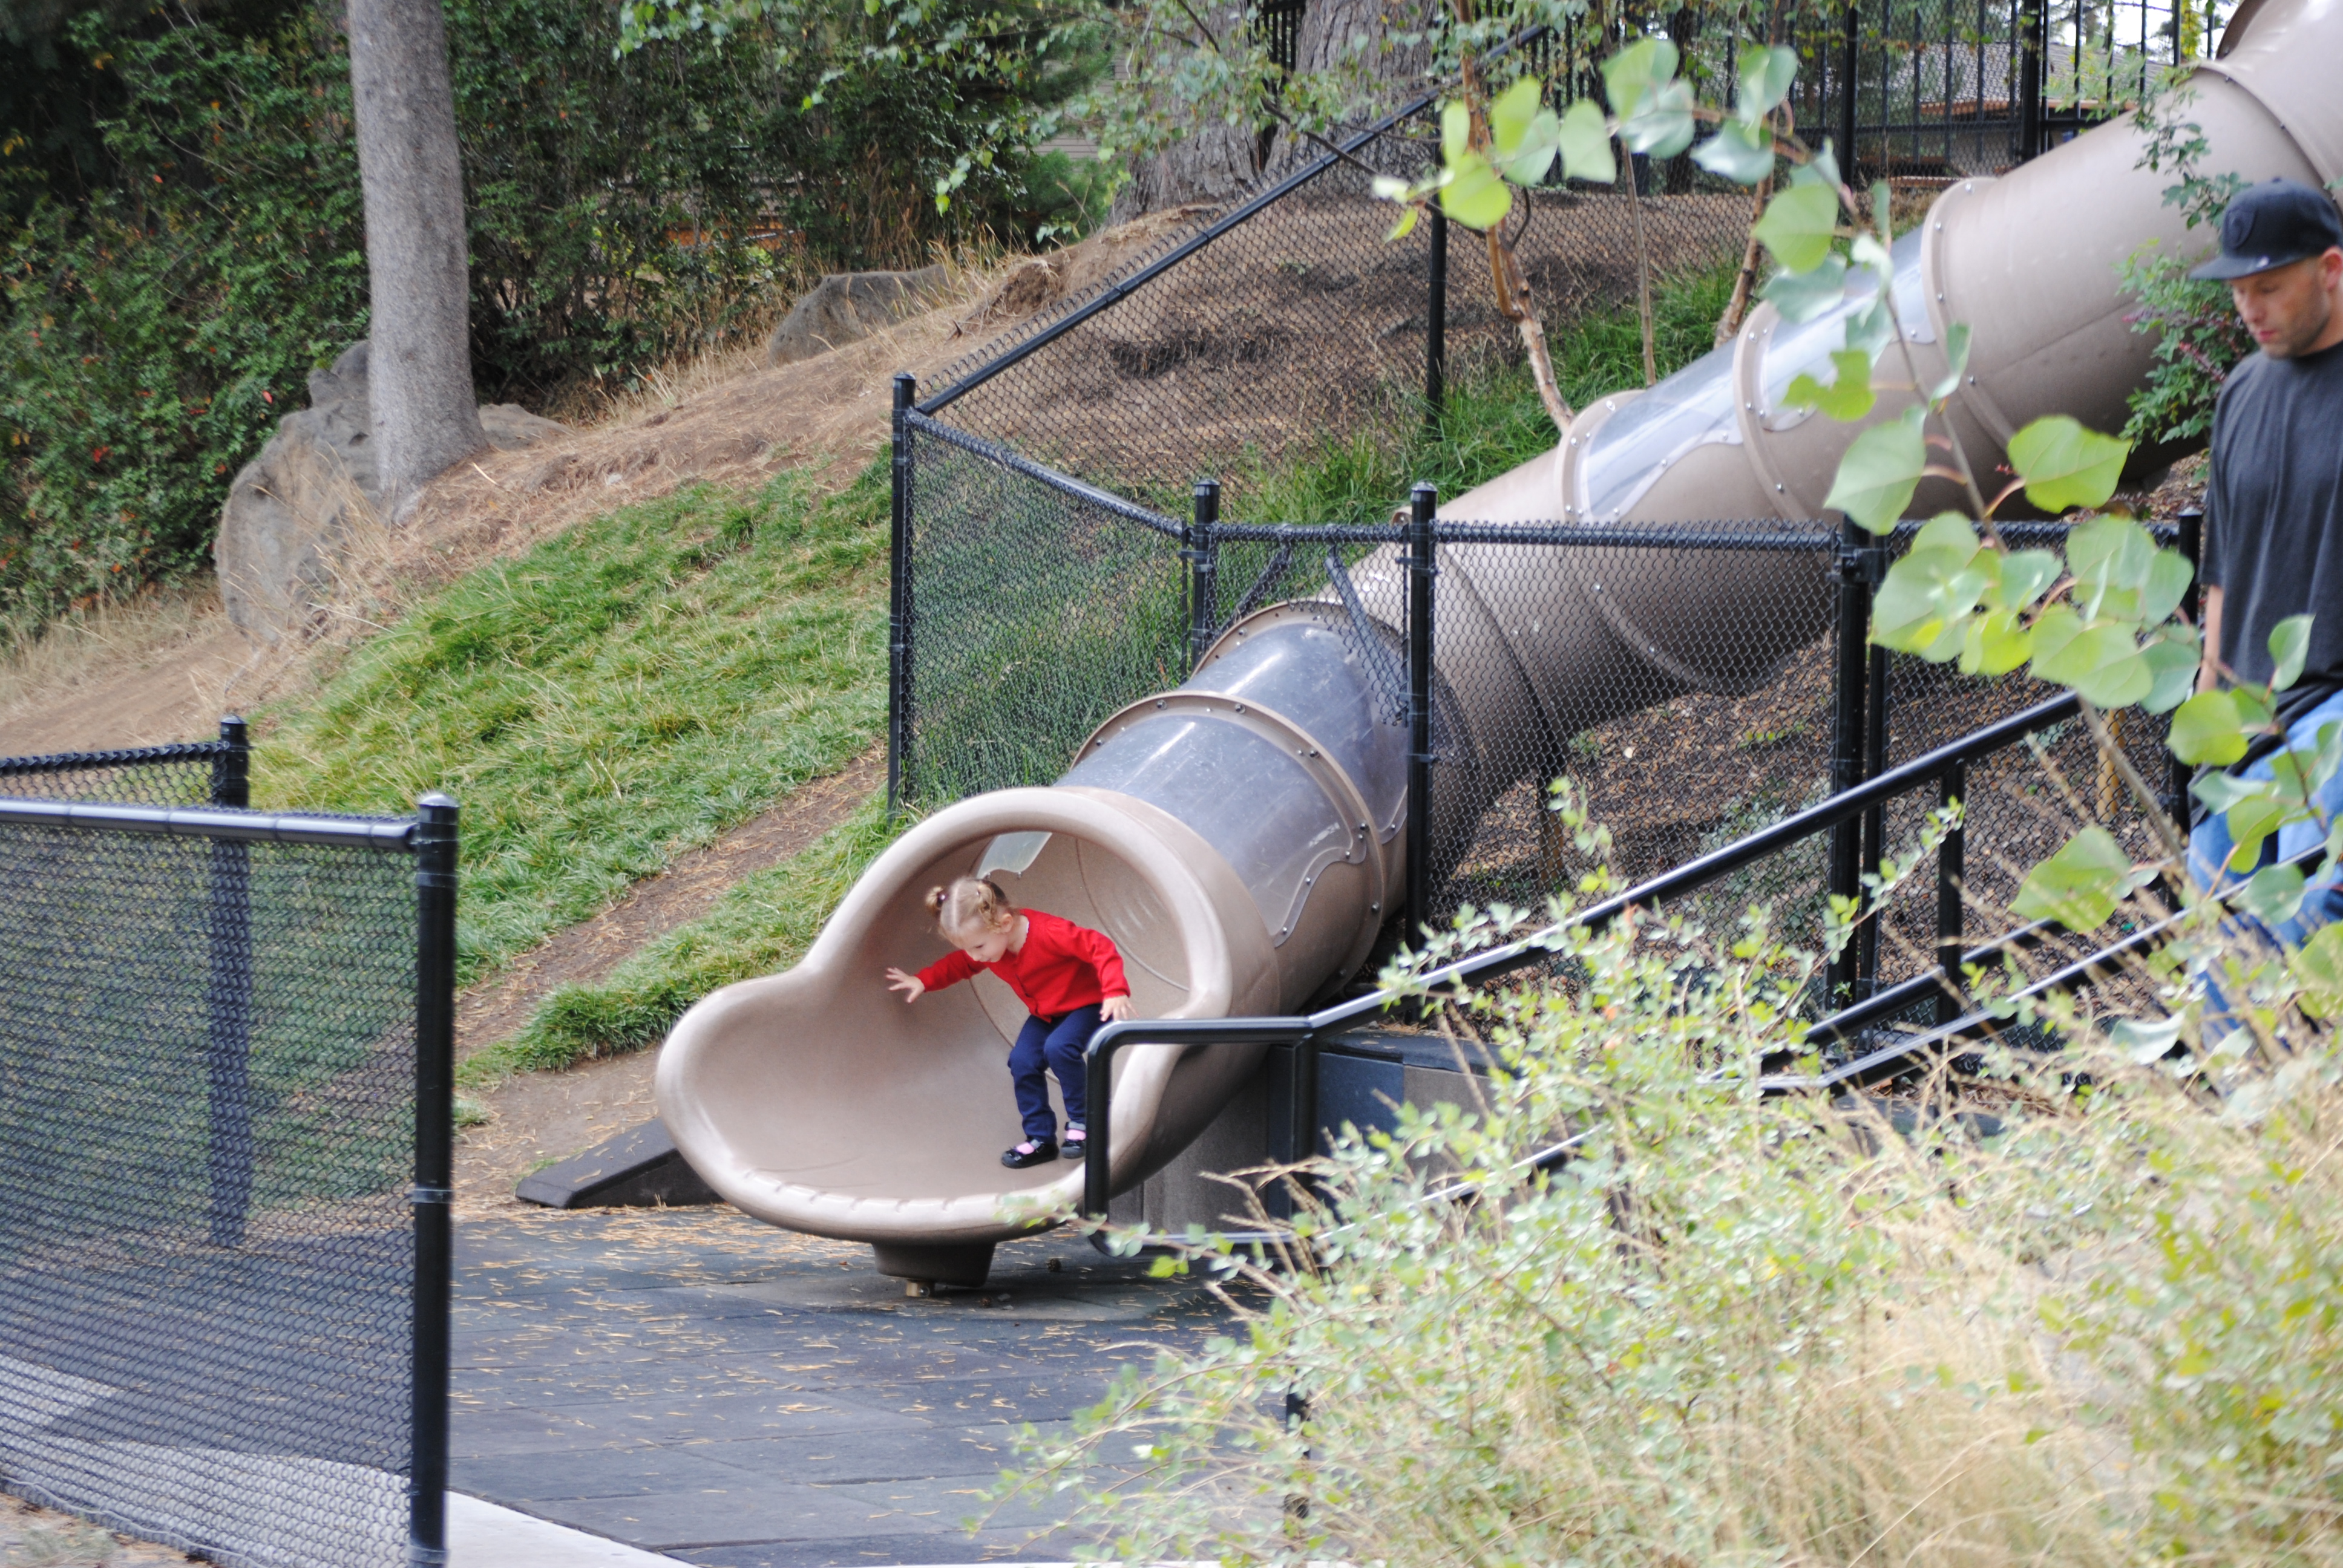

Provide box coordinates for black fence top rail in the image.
[0,738,230,777]
[905,413,1185,536]
[0,795,421,851]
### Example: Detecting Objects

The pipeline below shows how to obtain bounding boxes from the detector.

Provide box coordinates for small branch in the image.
[1621,137,1657,386]
[2078,697,2188,869]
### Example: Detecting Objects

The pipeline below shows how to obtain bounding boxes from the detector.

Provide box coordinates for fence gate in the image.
[0,731,455,1568]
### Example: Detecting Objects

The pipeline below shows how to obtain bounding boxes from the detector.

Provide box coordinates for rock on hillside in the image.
[214,342,566,640]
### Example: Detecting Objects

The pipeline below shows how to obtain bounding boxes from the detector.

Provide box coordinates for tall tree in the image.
[345,0,483,513]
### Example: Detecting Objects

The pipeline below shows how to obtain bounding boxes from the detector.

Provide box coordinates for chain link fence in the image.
[920,96,1751,519]
[0,749,456,1568]
[0,721,246,807]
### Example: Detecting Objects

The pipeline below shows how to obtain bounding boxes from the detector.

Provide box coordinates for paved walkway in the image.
[452,1209,1237,1566]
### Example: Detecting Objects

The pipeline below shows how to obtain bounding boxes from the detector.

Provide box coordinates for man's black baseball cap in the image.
[2190,178,2343,281]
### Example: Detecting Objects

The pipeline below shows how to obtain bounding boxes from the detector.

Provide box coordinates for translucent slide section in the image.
[660,0,2338,1285]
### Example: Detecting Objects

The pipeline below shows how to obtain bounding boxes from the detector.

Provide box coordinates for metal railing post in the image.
[409,793,459,1567]
[1855,639,1891,996]
[1188,480,1221,671]
[205,714,254,1249]
[1827,520,1875,1005]
[1405,483,1438,950]
[887,374,916,817]
[2017,0,2046,160]
[1935,760,1965,1026]
[1424,209,1448,434]
[1839,1,1860,179]
[2171,505,2204,835]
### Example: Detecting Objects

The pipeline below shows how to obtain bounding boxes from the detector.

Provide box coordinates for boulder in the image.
[214,342,564,638]
[763,266,954,367]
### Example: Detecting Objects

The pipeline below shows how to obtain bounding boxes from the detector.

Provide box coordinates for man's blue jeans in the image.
[1006,1004,1100,1143]
[2184,687,2343,945]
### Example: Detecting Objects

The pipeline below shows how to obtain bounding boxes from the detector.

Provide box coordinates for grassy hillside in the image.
[255,462,891,986]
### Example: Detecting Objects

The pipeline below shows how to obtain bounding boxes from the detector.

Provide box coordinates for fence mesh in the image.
[922,105,1751,518]
[0,817,419,1568]
[0,740,229,806]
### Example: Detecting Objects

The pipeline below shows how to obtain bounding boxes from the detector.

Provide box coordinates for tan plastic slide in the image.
[659,0,2339,1286]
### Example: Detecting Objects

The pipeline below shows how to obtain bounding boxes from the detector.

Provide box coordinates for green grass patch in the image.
[254,460,891,986]
[459,794,905,1083]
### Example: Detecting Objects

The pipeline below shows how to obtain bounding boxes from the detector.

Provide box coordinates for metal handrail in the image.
[1081,690,2085,1218]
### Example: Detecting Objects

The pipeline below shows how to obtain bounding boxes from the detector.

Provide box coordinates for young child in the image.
[885,876,1134,1169]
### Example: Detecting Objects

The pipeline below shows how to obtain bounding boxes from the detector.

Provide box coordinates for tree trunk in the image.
[1263,0,1434,175]
[345,0,483,515]
[1109,122,1265,221]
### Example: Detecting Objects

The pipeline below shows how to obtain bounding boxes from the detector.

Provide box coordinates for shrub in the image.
[1003,794,2343,1564]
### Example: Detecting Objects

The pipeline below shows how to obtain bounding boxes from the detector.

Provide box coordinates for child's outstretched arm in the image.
[884,968,925,1002]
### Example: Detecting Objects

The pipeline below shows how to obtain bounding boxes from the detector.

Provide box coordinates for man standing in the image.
[2186,177,2343,923]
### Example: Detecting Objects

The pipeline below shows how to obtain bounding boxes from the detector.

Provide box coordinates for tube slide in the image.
[658,0,2338,1285]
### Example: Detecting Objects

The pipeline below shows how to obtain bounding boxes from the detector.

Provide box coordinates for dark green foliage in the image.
[2119,245,2252,448]
[0,0,1103,639]
[0,13,367,639]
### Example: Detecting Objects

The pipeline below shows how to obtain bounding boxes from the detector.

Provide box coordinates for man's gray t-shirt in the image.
[2203,338,2343,692]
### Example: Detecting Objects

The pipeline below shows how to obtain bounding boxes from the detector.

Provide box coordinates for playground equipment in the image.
[658,0,2338,1287]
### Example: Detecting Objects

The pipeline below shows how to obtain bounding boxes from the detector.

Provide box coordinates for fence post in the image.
[2017,0,2046,160]
[1405,483,1438,950]
[888,374,916,817]
[1854,638,1891,996]
[1424,208,1448,434]
[409,793,459,1568]
[205,714,254,1249]
[2171,505,2204,836]
[1935,760,1966,1027]
[1827,518,1875,1006]
[1838,1,1859,178]
[1187,480,1221,670]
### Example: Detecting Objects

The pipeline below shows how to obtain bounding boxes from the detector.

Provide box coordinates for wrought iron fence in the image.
[0,745,457,1568]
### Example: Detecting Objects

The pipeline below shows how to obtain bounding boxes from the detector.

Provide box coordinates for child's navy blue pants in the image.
[1007,1005,1099,1143]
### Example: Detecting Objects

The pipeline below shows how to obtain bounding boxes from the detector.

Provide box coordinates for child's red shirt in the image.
[915,909,1130,1018]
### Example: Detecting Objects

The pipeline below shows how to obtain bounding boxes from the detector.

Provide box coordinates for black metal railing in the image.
[0,742,457,1568]
[1080,689,2122,1221]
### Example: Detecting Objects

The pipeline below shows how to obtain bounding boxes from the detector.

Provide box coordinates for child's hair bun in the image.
[924,884,950,915]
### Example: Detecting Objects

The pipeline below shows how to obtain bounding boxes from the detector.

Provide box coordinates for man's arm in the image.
[2198,584,2225,693]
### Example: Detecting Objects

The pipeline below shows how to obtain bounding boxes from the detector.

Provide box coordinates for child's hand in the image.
[1100,994,1135,1022]
[885,968,925,1003]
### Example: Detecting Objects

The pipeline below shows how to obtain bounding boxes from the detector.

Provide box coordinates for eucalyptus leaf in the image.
[1488,76,1544,157]
[2169,690,2249,766]
[2140,637,2201,714]
[1442,100,1470,164]
[1987,546,2060,612]
[1753,181,1840,273]
[2223,792,2295,873]
[1557,99,1615,183]
[1760,253,1850,321]
[1926,322,1973,402]
[1440,152,1513,229]
[2192,769,2267,814]
[2007,416,2130,512]
[2237,861,2308,928]
[1784,348,1876,420]
[1790,137,1841,190]
[1959,609,2033,675]
[1498,110,1561,186]
[1693,117,1773,185]
[2011,826,2143,930]
[1735,43,1800,122]
[1386,204,1422,241]
[1620,78,1695,158]
[1601,38,1679,118]
[1843,296,1897,358]
[1823,407,1925,533]
[2269,613,2312,691]
[2293,921,2343,1018]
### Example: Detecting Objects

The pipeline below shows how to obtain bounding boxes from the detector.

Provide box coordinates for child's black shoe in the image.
[1060,1129,1087,1160]
[1001,1138,1057,1169]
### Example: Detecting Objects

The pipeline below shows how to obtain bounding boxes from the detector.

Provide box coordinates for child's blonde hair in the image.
[928,875,1015,940]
